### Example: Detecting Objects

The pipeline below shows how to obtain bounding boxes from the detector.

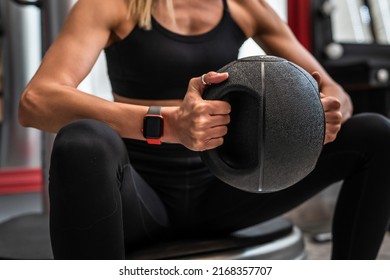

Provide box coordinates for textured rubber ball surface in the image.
[201,55,325,193]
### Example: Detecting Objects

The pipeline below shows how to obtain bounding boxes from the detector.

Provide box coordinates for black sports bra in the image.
[104,0,247,100]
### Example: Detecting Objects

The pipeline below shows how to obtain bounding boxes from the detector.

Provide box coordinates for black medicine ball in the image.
[201,55,325,193]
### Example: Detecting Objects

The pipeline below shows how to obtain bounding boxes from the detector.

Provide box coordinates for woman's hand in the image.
[171,72,231,151]
[312,72,343,144]
[320,93,342,144]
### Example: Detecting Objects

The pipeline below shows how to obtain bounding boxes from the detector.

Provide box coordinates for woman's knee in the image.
[328,113,390,172]
[50,119,128,180]
[52,119,126,162]
[49,120,127,229]
[49,119,128,211]
[340,113,390,147]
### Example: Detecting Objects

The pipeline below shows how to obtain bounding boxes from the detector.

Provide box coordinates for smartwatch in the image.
[142,106,164,145]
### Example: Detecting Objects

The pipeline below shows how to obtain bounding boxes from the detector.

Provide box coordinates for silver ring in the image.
[201,74,211,86]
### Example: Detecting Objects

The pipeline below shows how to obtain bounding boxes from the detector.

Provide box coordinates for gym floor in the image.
[1,188,390,260]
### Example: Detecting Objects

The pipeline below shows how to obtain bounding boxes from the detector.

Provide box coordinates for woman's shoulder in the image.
[227,0,260,37]
[71,0,129,27]
[228,0,287,37]
[67,0,134,44]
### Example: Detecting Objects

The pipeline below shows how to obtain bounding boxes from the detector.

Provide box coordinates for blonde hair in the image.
[126,0,175,30]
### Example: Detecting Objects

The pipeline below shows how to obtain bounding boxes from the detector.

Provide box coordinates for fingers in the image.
[179,72,231,151]
[208,100,231,116]
[185,72,230,107]
[183,122,229,152]
[201,74,211,86]
[321,93,340,111]
[324,111,341,144]
[311,71,321,86]
[176,97,231,151]
[195,71,231,116]
[188,72,229,94]
[189,104,230,144]
[321,95,342,144]
[200,71,229,88]
[190,124,229,151]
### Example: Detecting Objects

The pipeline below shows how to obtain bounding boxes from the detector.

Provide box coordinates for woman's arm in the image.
[18,0,150,139]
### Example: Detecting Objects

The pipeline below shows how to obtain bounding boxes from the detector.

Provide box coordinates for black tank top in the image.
[104,0,247,100]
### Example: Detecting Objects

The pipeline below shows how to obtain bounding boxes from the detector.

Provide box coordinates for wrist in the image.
[160,106,180,144]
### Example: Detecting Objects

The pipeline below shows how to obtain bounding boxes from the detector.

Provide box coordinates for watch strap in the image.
[146,138,162,145]
[147,106,162,116]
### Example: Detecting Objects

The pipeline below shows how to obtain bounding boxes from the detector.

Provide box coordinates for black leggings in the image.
[49,113,390,259]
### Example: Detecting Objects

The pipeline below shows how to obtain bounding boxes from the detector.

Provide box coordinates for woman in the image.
[19,0,390,259]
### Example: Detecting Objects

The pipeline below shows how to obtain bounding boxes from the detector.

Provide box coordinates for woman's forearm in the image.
[19,83,148,139]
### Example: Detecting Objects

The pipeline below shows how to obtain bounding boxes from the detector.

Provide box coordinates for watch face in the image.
[143,116,163,138]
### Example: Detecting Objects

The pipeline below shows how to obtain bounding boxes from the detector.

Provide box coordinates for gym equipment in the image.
[1,0,42,168]
[369,0,390,44]
[329,0,374,44]
[0,212,305,260]
[126,217,305,260]
[312,0,390,116]
[201,55,325,193]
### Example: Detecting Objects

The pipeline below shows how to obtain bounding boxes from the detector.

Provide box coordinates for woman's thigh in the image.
[49,119,170,254]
